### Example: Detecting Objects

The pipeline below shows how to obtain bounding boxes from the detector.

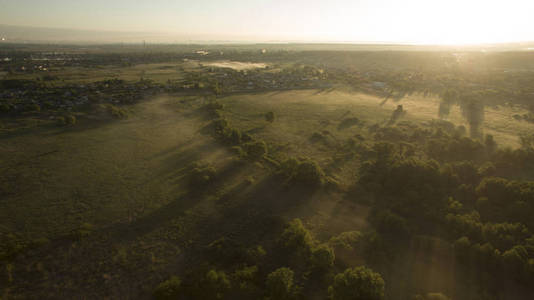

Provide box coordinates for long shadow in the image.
[0,119,70,140]
[100,160,255,244]
[155,139,224,179]
[105,193,203,243]
[245,126,265,135]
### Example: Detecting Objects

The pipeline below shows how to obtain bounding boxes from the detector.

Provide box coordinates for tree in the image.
[311,244,335,272]
[154,276,182,300]
[203,269,231,299]
[231,265,260,299]
[328,266,385,300]
[278,219,314,265]
[293,159,325,186]
[266,267,296,300]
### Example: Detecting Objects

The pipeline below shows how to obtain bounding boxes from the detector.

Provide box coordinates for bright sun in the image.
[320,0,534,45]
[398,0,534,45]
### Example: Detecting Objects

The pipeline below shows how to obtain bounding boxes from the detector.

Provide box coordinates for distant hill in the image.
[1,24,533,50]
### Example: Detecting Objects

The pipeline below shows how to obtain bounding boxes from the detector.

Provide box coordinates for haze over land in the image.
[1,0,534,45]
[2,1,534,300]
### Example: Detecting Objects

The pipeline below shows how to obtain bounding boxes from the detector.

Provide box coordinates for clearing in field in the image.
[203,60,268,70]
[220,89,532,149]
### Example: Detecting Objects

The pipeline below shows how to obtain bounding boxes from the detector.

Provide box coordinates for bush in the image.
[107,105,128,119]
[206,237,245,264]
[293,159,326,186]
[280,157,326,187]
[328,266,385,300]
[189,163,216,188]
[246,245,267,264]
[25,104,41,112]
[228,128,242,145]
[72,223,94,240]
[266,267,296,300]
[205,100,224,111]
[244,141,267,160]
[65,115,77,125]
[56,116,67,126]
[154,276,182,300]
[265,111,275,123]
[0,103,11,113]
[230,146,246,157]
[338,117,360,130]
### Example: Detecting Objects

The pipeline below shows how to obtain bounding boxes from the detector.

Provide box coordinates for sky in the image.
[1,0,534,44]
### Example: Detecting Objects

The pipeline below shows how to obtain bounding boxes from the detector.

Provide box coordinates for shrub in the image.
[338,117,360,130]
[42,75,59,81]
[211,118,229,133]
[293,159,325,186]
[228,128,242,145]
[107,105,128,119]
[328,266,385,300]
[265,111,275,123]
[65,115,77,125]
[25,104,41,112]
[206,237,245,264]
[246,245,267,263]
[56,116,67,126]
[244,141,267,160]
[189,163,216,188]
[0,103,11,113]
[230,146,246,157]
[72,223,94,240]
[242,133,254,143]
[280,157,326,187]
[310,132,328,144]
[154,276,182,300]
[205,100,224,111]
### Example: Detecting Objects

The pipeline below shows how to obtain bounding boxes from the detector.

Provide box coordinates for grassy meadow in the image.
[3,46,534,300]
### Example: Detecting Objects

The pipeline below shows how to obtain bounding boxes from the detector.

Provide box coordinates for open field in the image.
[1,93,370,298]
[221,89,533,152]
[3,87,534,298]
[2,45,534,299]
[4,62,200,84]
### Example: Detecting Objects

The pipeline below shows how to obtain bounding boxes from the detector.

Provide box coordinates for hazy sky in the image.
[1,0,534,44]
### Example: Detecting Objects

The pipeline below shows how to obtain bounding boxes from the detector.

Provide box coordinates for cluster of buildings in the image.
[0,79,162,113]
[183,65,333,93]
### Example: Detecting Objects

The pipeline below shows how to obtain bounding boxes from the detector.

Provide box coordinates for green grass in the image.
[4,86,527,298]
[0,92,370,298]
